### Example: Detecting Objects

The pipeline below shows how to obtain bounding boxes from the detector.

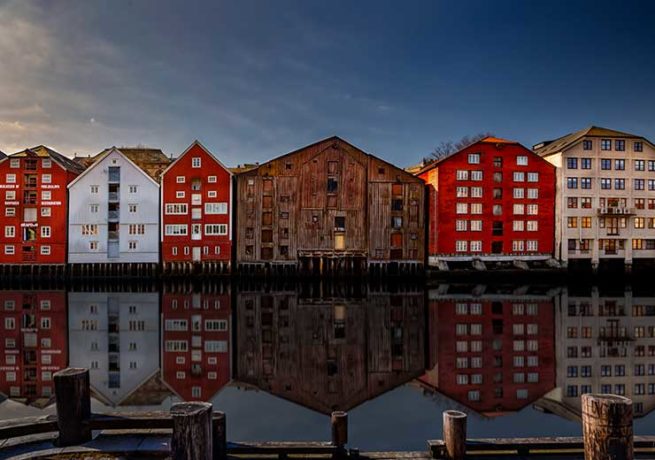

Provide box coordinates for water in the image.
[1,280,655,451]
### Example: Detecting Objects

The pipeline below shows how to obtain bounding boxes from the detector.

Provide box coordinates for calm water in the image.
[1,280,655,450]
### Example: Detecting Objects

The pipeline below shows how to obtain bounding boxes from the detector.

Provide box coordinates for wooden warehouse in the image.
[235,136,425,275]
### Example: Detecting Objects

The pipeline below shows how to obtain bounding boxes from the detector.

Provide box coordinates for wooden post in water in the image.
[54,368,92,446]
[331,411,348,458]
[582,394,633,460]
[212,411,227,460]
[443,410,467,460]
[171,402,213,460]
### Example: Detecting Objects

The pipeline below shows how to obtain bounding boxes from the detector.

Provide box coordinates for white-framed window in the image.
[176,176,186,183]
[41,207,51,217]
[128,240,137,250]
[42,159,51,168]
[513,188,524,199]
[470,203,482,214]
[6,174,16,183]
[165,319,189,331]
[128,224,145,235]
[192,387,202,398]
[192,157,201,168]
[82,224,98,236]
[40,300,50,310]
[456,170,469,180]
[41,354,51,365]
[5,245,15,255]
[176,191,185,198]
[5,207,15,217]
[204,202,228,214]
[9,159,19,168]
[40,317,51,329]
[165,340,188,352]
[527,172,539,182]
[176,371,186,380]
[527,221,538,231]
[165,224,188,236]
[456,220,467,231]
[517,155,528,166]
[526,204,538,215]
[204,340,228,352]
[527,188,538,199]
[208,176,217,183]
[513,171,525,182]
[471,170,483,181]
[214,246,221,254]
[470,240,482,252]
[129,185,138,193]
[89,204,99,213]
[468,153,480,164]
[456,203,468,214]
[5,190,15,200]
[41,191,51,200]
[470,220,482,231]
[165,203,188,214]
[513,204,525,215]
[184,246,190,255]
[42,174,51,184]
[129,204,137,213]
[4,317,15,330]
[89,241,99,250]
[526,240,539,252]
[471,187,483,198]
[4,226,15,238]
[455,240,468,252]
[513,240,525,252]
[208,190,217,198]
[513,220,524,231]
[205,319,228,331]
[90,185,99,193]
[40,245,50,255]
[456,187,468,198]
[172,247,178,255]
[205,224,228,236]
[203,246,209,255]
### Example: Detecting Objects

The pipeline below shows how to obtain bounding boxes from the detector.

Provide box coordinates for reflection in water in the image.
[1,283,655,442]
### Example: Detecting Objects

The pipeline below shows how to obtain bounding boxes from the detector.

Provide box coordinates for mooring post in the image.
[331,411,348,458]
[212,411,227,460]
[582,394,633,460]
[54,367,92,446]
[443,410,467,460]
[171,402,213,460]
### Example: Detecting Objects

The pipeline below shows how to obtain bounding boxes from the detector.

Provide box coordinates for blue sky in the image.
[0,0,654,166]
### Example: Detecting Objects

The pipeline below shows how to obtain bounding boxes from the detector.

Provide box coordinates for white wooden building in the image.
[68,148,161,265]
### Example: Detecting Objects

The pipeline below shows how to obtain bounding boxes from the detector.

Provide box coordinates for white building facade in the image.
[68,292,159,406]
[535,127,655,269]
[68,148,160,264]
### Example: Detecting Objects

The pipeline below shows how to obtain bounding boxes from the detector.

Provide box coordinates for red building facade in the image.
[420,294,555,415]
[0,291,67,404]
[161,141,233,271]
[161,291,232,401]
[417,137,555,265]
[0,147,83,265]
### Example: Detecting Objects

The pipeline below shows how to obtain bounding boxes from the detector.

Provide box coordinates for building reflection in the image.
[0,291,67,406]
[234,284,425,414]
[418,285,557,417]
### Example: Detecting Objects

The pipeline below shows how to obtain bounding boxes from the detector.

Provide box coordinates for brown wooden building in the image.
[235,136,425,274]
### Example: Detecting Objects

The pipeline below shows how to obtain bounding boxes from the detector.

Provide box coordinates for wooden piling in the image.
[443,410,467,460]
[582,394,633,460]
[212,411,227,460]
[331,411,348,448]
[171,402,213,460]
[54,368,92,446]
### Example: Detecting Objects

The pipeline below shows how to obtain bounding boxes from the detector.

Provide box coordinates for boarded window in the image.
[328,161,338,174]
[261,247,273,259]
[410,204,419,223]
[245,227,254,239]
[279,211,289,219]
[261,230,273,243]
[327,195,337,208]
[263,196,273,209]
[263,178,273,193]
[391,232,402,247]
[327,177,338,193]
[262,212,273,225]
[390,249,403,259]
[392,184,403,196]
[247,180,255,197]
[334,233,345,250]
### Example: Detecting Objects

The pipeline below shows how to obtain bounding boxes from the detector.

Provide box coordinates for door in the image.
[334,233,345,250]
[192,247,201,262]
[108,240,119,258]
[192,224,202,240]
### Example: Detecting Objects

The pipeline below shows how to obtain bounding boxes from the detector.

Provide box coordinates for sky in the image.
[0,0,654,167]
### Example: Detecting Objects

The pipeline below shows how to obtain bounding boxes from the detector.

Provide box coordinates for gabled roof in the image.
[67,147,161,189]
[74,146,171,181]
[533,126,654,157]
[161,140,233,178]
[10,145,85,174]
[416,136,520,175]
[0,150,6,160]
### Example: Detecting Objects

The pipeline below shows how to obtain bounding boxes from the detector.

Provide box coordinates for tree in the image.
[428,132,495,162]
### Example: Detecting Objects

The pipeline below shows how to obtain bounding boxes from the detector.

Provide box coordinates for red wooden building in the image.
[160,141,233,274]
[417,137,555,268]
[0,146,83,267]
[419,292,555,416]
[0,291,67,405]
[161,291,232,401]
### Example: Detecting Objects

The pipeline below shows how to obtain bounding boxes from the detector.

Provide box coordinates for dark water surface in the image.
[1,280,654,451]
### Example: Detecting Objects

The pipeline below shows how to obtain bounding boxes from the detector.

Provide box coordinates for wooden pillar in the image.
[171,402,213,460]
[212,411,227,460]
[582,394,633,460]
[443,410,467,460]
[54,368,92,446]
[331,411,348,449]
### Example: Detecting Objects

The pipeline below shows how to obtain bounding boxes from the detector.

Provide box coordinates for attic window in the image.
[378,167,385,174]
[285,163,292,170]
[192,157,201,168]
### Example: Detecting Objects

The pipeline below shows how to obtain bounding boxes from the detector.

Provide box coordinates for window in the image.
[601,139,612,150]
[513,204,524,215]
[89,204,99,213]
[581,197,592,208]
[90,185,99,193]
[456,220,467,231]
[456,170,469,180]
[5,207,15,217]
[567,158,578,169]
[455,241,468,252]
[513,188,524,199]
[192,157,201,168]
[176,176,185,183]
[42,174,51,184]
[615,178,625,190]
[635,179,645,190]
[9,158,19,168]
[513,220,524,231]
[41,207,51,217]
[527,172,538,182]
[5,190,15,200]
[527,204,538,215]
[470,203,482,214]
[176,191,185,198]
[470,170,483,181]
[527,221,538,231]
[615,140,625,151]
[494,157,502,167]
[41,191,51,201]
[456,203,468,214]
[568,197,578,208]
[165,224,188,236]
[581,158,592,169]
[471,187,482,197]
[567,177,578,189]
[6,174,16,183]
[470,220,482,231]
[468,153,480,164]
[615,159,625,170]
[165,203,188,214]
[205,224,228,235]
[517,156,528,166]
[512,240,524,252]
[208,176,217,183]
[513,172,524,182]
[456,187,468,198]
[581,178,592,189]
[128,224,145,235]
[128,240,137,250]
[81,224,98,236]
[493,205,502,216]
[40,245,50,255]
[208,191,217,198]
[204,202,228,214]
[583,140,593,150]
[581,217,592,228]
[601,158,612,170]
[129,204,137,213]
[470,241,482,252]
[4,226,15,238]
[568,217,578,228]
[635,160,645,171]
[89,241,98,250]
[600,178,611,189]
[493,172,502,182]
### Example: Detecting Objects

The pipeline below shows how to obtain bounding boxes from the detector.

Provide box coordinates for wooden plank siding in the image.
[236,137,425,272]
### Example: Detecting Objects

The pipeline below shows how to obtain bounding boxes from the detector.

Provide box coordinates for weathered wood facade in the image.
[236,137,425,275]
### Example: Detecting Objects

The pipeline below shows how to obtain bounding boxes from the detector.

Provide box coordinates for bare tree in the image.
[428,132,495,162]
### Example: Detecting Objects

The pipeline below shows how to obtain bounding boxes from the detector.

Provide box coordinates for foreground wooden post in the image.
[171,402,213,460]
[331,411,348,459]
[212,411,227,460]
[582,394,633,460]
[54,368,92,446]
[443,410,467,460]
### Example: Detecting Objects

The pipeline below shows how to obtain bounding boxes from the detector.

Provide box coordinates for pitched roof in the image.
[10,145,85,174]
[77,146,171,181]
[533,126,652,157]
[0,150,6,160]
[68,147,161,189]
[161,140,232,178]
